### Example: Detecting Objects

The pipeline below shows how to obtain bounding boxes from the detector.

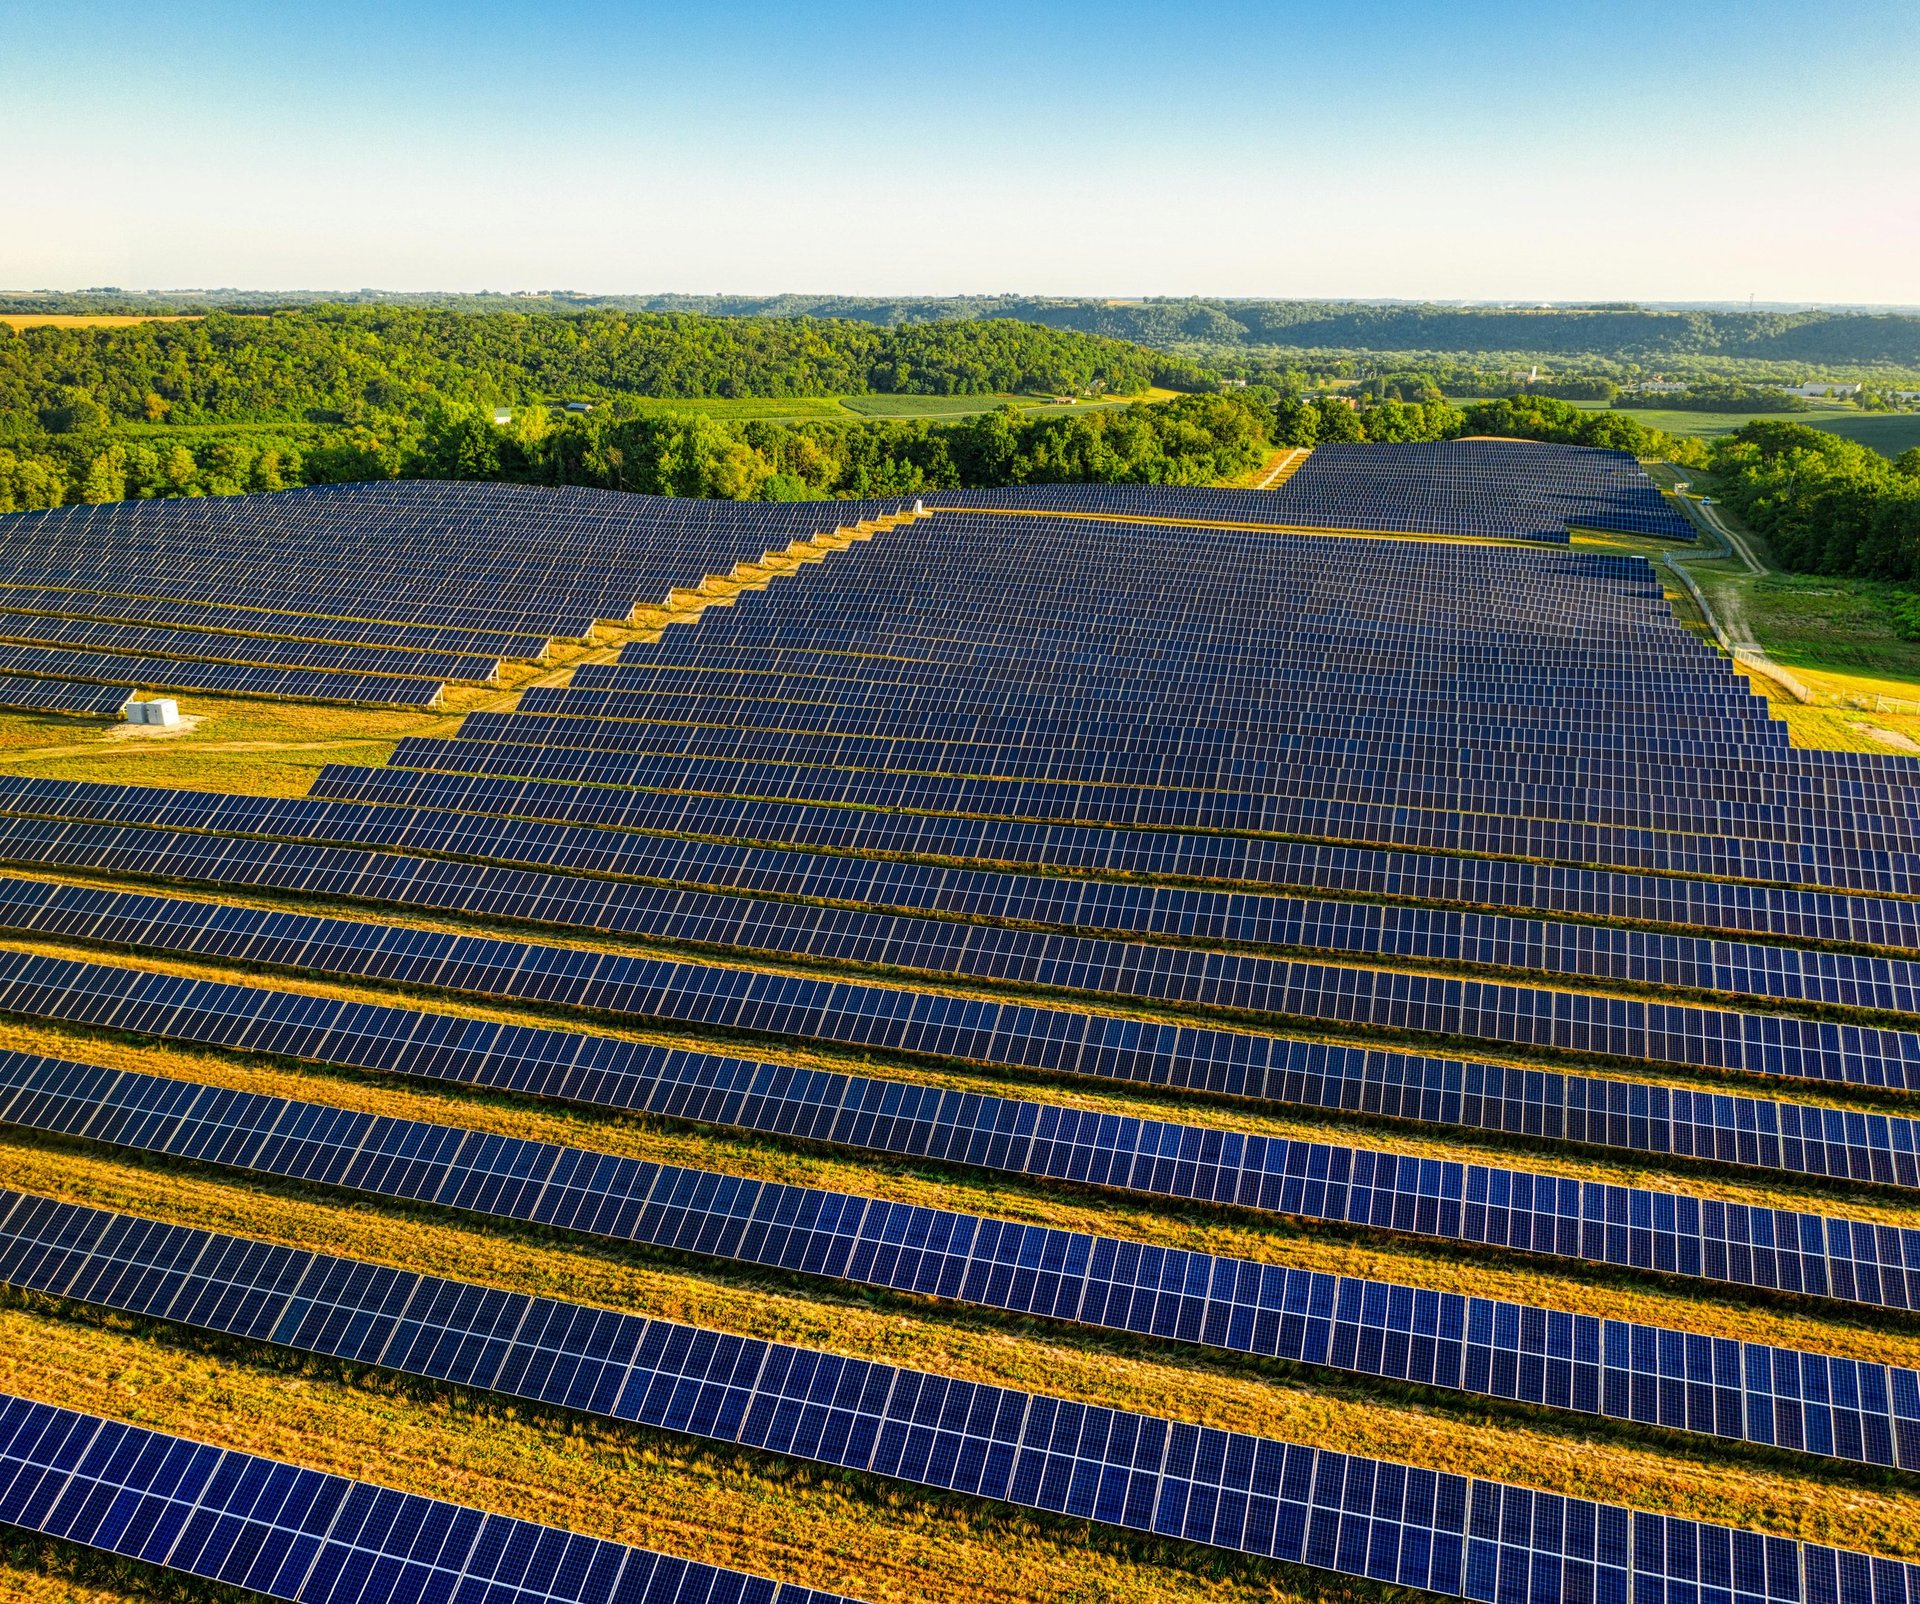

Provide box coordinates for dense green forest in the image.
[0,395,1278,509]
[1707,422,1920,580]
[0,307,1206,427]
[11,291,1920,378]
[0,366,1715,513]
[0,302,1798,513]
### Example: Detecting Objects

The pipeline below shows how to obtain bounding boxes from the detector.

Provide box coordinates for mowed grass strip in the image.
[1,930,1917,1244]
[1,1136,1917,1566]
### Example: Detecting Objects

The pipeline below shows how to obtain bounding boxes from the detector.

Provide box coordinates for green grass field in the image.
[1566,398,1920,453]
[837,393,1026,418]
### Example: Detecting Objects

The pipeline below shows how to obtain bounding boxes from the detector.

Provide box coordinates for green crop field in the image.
[1565,398,1920,453]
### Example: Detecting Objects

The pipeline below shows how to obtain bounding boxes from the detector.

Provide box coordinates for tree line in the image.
[0,306,1211,433]
[1706,422,1920,581]
[1613,381,1808,413]
[13,293,1920,371]
[0,383,1727,515]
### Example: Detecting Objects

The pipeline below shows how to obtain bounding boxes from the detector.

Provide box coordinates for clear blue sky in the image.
[6,0,1916,301]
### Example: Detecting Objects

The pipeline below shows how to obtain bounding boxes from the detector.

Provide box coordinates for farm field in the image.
[1566,398,1920,455]
[0,451,1916,1604]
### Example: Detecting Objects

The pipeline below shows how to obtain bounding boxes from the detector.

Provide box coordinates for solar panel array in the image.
[923,440,1696,543]
[0,456,1914,1604]
[3,1056,1916,1471]
[0,479,914,713]
[0,1389,859,1604]
[0,676,131,718]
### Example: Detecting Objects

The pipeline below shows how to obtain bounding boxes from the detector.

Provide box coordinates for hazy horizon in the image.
[8,291,1920,316]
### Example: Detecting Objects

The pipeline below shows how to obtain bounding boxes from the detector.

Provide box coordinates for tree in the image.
[415,404,504,480]
[1311,398,1366,443]
[80,446,128,504]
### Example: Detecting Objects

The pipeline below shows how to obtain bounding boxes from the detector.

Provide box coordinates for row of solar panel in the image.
[0,567,609,640]
[636,586,1695,635]
[569,669,1755,716]
[918,446,1695,541]
[10,806,1920,1138]
[0,481,910,567]
[0,643,445,708]
[9,799,1918,1030]
[643,546,1677,622]
[0,677,131,718]
[7,1191,1913,1604]
[0,484,913,640]
[346,754,1918,898]
[531,686,1778,743]
[589,649,1750,694]
[4,1058,1912,1471]
[0,819,1904,1189]
[5,870,1914,1108]
[475,714,1796,774]
[648,621,1721,681]
[40,767,1920,957]
[457,704,1808,764]
[0,611,502,683]
[921,490,1675,545]
[625,588,1695,645]
[3,766,1916,970]
[0,506,883,585]
[629,567,1690,625]
[0,947,1908,1316]
[609,628,1736,684]
[392,737,1849,830]
[581,636,1751,701]
[465,717,1904,843]
[0,584,554,659]
[0,1390,855,1604]
[595,649,1740,710]
[311,759,1920,906]
[454,713,1919,838]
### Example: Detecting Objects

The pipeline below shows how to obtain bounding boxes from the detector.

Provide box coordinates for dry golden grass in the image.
[0,1552,149,1604]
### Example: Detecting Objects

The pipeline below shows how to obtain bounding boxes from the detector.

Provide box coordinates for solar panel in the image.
[2,1188,1910,1604]
[0,677,132,718]
[0,954,1909,1314]
[1,1061,1910,1472]
[0,873,1903,1115]
[0,1387,858,1604]
[0,820,1905,1189]
[10,770,1920,954]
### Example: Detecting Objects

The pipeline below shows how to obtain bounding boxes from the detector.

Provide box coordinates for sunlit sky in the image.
[6,0,1917,302]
